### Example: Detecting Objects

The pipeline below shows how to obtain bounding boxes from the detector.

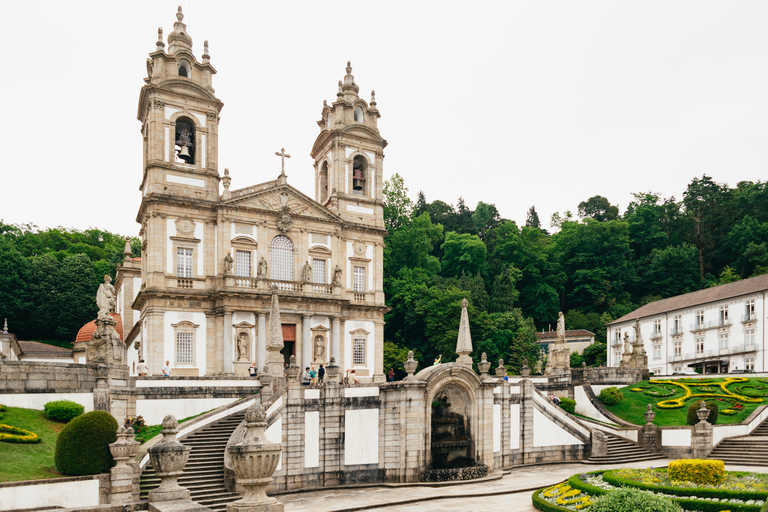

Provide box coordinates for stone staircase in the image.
[140,411,245,511]
[709,417,768,467]
[587,433,666,464]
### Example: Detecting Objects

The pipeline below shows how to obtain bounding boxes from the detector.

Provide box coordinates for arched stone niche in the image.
[418,364,483,469]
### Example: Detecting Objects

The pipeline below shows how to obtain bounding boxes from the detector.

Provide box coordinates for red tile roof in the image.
[537,329,594,340]
[607,273,768,326]
[18,341,72,354]
[75,313,123,342]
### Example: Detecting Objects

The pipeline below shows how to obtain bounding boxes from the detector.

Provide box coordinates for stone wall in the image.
[0,361,96,393]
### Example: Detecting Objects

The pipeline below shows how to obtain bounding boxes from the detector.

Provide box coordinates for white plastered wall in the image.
[510,404,520,449]
[344,409,379,465]
[532,408,584,447]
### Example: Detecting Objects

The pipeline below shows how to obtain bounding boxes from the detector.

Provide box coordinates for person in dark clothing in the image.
[318,364,325,385]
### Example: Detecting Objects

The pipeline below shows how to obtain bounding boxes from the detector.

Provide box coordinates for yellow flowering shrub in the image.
[0,423,41,444]
[668,459,724,486]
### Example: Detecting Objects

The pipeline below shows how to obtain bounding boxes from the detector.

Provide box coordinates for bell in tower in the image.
[174,119,195,164]
[352,156,366,192]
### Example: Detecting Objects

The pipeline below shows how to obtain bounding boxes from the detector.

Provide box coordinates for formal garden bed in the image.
[600,377,768,426]
[533,461,768,511]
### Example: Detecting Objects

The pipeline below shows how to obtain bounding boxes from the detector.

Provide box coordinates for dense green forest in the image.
[382,174,768,374]
[0,223,140,345]
[1,174,767,371]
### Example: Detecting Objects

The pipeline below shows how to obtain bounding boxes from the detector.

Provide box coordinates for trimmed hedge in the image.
[44,400,84,423]
[602,469,768,503]
[669,459,724,486]
[0,404,6,421]
[599,386,623,406]
[54,411,117,476]
[559,397,576,414]
[590,487,682,512]
[687,400,719,425]
[532,486,571,512]
[0,423,41,443]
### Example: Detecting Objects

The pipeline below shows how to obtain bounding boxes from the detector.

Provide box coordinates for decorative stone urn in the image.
[478,352,491,376]
[325,356,340,382]
[126,426,140,458]
[644,403,656,425]
[403,350,418,378]
[109,427,132,468]
[285,355,300,381]
[148,415,192,502]
[697,401,711,424]
[227,403,283,512]
[495,358,507,377]
[520,359,531,378]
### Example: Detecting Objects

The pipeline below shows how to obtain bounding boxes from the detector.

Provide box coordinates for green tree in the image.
[577,195,619,222]
[55,254,97,340]
[383,173,413,231]
[384,213,443,276]
[683,175,730,279]
[581,342,607,366]
[526,206,541,229]
[459,271,489,312]
[646,244,700,298]
[0,237,31,338]
[441,232,487,278]
[488,265,520,313]
[471,201,501,240]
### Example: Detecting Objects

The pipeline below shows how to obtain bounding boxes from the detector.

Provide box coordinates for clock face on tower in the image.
[175,217,196,237]
[354,242,366,256]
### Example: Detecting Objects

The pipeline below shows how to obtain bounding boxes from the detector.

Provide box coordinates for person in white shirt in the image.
[137,359,149,376]
[162,361,171,377]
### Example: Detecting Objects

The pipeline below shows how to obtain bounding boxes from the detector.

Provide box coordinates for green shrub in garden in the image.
[686,400,719,425]
[44,400,84,422]
[559,397,576,414]
[599,387,623,406]
[590,487,682,512]
[54,411,117,475]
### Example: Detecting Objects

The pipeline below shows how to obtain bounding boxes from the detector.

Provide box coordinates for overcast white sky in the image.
[1,1,766,237]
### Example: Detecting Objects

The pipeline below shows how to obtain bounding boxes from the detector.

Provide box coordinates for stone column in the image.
[109,427,138,504]
[224,311,234,374]
[520,378,535,464]
[332,317,341,367]
[692,402,713,459]
[257,313,267,371]
[320,358,343,485]
[373,320,385,382]
[302,315,312,368]
[499,380,511,467]
[93,364,110,413]
[640,404,658,450]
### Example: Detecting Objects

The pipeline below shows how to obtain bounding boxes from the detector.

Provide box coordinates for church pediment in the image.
[223,183,342,224]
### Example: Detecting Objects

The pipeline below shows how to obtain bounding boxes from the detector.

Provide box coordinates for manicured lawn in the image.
[0,406,66,482]
[602,377,768,426]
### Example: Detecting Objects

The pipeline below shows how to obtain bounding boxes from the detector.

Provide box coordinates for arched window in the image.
[174,117,195,164]
[271,235,294,282]
[354,106,364,122]
[318,161,329,203]
[178,59,191,77]
[352,155,367,195]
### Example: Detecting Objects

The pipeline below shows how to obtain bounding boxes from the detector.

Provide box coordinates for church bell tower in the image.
[137,7,224,204]
[311,63,386,229]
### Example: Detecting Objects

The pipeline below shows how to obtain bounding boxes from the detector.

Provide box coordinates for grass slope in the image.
[0,406,66,482]
[602,377,768,426]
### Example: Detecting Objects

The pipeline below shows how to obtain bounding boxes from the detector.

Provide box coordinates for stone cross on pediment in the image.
[275,147,291,175]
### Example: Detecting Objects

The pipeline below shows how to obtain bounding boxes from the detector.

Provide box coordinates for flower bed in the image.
[534,467,768,512]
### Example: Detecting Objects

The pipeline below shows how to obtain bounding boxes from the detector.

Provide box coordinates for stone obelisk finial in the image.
[456,298,473,367]
[266,286,285,377]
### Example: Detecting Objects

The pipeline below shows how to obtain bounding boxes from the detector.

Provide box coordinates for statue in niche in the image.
[237,332,249,361]
[224,253,234,275]
[314,335,325,360]
[257,256,268,277]
[96,275,116,321]
[332,265,342,287]
[303,262,312,283]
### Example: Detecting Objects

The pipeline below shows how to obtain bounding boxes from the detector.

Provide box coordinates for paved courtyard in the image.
[279,459,768,512]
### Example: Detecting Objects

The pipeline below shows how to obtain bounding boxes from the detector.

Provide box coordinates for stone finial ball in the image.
[162,415,178,430]
[245,403,266,423]
[647,403,652,412]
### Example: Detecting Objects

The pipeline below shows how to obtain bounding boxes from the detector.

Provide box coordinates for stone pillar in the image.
[320,358,343,485]
[93,364,110,413]
[227,403,283,512]
[591,430,607,457]
[302,315,312,368]
[332,317,341,367]
[520,378,535,464]
[692,402,713,459]
[109,427,138,504]
[640,404,658,450]
[224,311,234,374]
[257,313,267,371]
[499,380,511,467]
[373,320,385,383]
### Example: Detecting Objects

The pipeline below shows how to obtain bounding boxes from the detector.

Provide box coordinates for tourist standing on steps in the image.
[248,362,258,378]
[318,364,325,385]
[349,369,361,385]
[388,368,395,382]
[137,359,149,376]
[162,360,171,377]
[302,367,311,386]
[309,366,317,386]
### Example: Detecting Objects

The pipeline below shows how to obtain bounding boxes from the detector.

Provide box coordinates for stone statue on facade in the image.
[257,257,268,277]
[557,311,565,340]
[237,332,249,361]
[224,253,234,275]
[314,335,325,360]
[96,275,116,321]
[302,262,312,283]
[332,265,342,287]
[547,311,571,376]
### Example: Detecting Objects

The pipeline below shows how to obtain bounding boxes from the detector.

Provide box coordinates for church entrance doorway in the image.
[281,324,296,367]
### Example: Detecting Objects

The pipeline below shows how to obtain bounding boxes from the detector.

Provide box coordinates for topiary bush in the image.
[559,397,576,414]
[590,487,682,512]
[686,400,719,425]
[44,400,84,422]
[54,411,117,476]
[599,386,623,406]
[668,459,724,486]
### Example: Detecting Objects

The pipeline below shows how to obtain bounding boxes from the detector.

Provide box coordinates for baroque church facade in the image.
[117,9,387,381]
